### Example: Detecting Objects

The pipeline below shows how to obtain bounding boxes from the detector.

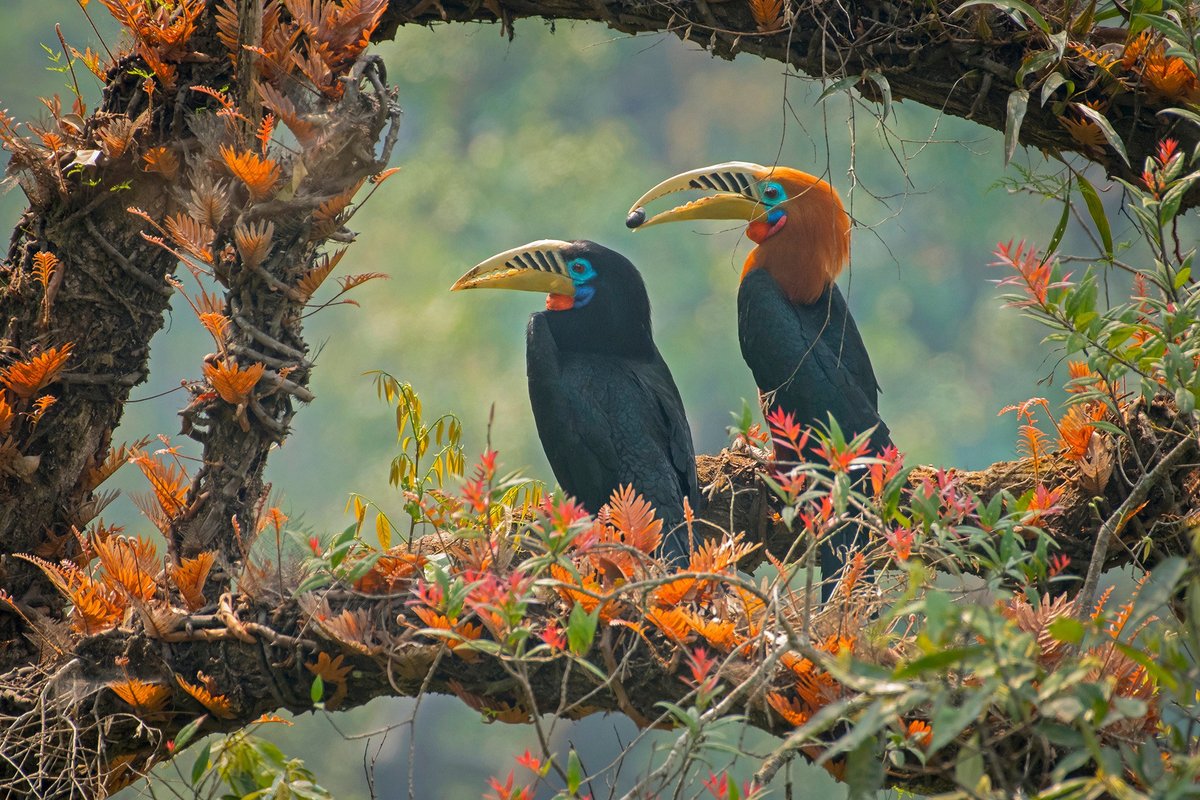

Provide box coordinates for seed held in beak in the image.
[626,208,647,229]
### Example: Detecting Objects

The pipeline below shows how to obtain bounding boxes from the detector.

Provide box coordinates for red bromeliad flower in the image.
[766,406,810,459]
[992,240,1073,309]
[516,749,542,773]
[1157,137,1179,166]
[869,444,904,496]
[540,621,566,650]
[885,527,915,561]
[684,646,718,692]
[485,770,533,800]
[812,436,870,473]
[542,494,589,531]
[1048,553,1071,578]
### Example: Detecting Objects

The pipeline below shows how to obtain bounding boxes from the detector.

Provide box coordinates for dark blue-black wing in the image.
[525,314,698,535]
[737,268,891,452]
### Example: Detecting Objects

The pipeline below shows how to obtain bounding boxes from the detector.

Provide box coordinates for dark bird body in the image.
[738,268,891,457]
[628,161,896,596]
[527,314,698,546]
[454,240,699,562]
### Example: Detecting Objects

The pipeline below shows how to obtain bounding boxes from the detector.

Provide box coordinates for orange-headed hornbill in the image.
[452,239,699,563]
[626,163,892,594]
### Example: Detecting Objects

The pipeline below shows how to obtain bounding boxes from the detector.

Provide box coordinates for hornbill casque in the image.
[625,162,893,594]
[451,239,700,563]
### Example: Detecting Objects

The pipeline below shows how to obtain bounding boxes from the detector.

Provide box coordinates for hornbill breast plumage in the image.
[452,239,699,562]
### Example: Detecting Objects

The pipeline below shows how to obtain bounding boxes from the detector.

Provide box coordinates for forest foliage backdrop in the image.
[0,3,1155,797]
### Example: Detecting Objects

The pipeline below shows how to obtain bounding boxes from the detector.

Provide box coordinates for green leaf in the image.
[1158,106,1200,130]
[1044,179,1072,256]
[310,674,325,704]
[1004,89,1030,166]
[864,71,892,121]
[1047,616,1084,644]
[817,74,862,102]
[1073,104,1130,166]
[845,736,885,799]
[951,0,1051,33]
[191,740,213,785]
[930,682,996,753]
[1040,72,1068,107]
[1076,173,1113,258]
[894,646,985,679]
[566,749,583,795]
[1126,555,1187,637]
[174,715,207,751]
[567,603,599,656]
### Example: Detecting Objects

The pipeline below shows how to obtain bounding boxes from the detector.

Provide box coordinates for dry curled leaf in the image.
[176,674,236,719]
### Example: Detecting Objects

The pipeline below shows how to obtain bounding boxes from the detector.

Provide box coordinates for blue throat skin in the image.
[767,208,785,225]
[571,284,596,307]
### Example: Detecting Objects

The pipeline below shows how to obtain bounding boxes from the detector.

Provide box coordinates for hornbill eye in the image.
[763,185,781,201]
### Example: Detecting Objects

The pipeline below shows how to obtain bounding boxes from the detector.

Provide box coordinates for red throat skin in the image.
[746,215,787,244]
[546,293,574,311]
[738,171,851,305]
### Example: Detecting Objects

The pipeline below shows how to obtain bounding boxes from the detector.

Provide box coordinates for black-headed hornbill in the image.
[626,162,892,593]
[451,239,699,563]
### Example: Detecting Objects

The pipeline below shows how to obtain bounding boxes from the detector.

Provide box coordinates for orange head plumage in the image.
[625,162,850,304]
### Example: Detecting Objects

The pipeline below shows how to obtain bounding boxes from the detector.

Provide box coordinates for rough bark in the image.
[379,0,1200,203]
[0,3,1197,798]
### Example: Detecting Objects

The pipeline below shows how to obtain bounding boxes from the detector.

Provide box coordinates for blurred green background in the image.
[2,5,1126,798]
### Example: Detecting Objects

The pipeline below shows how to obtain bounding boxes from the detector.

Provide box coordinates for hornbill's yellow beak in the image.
[451,240,577,296]
[625,161,771,230]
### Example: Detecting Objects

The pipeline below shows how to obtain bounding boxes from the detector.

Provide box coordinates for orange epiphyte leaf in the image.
[683,612,741,651]
[32,252,59,289]
[16,554,126,633]
[687,534,759,574]
[38,131,66,152]
[1141,41,1200,102]
[371,167,401,184]
[254,713,293,725]
[313,181,365,228]
[72,46,106,80]
[651,576,699,607]
[1059,111,1107,152]
[353,551,426,593]
[906,720,933,748]
[187,176,232,230]
[1122,30,1154,69]
[836,552,867,598]
[257,506,288,533]
[170,551,216,611]
[219,145,281,201]
[257,113,276,153]
[1,343,73,400]
[142,145,179,180]
[549,564,618,622]
[645,606,692,643]
[164,214,215,263]
[257,81,319,147]
[337,272,388,293]
[190,84,235,110]
[767,692,810,726]
[131,451,188,521]
[94,535,159,602]
[234,220,275,268]
[108,677,170,714]
[29,395,57,425]
[1057,404,1099,461]
[747,0,783,30]
[96,117,135,159]
[203,359,265,405]
[198,312,232,348]
[306,652,351,707]
[296,249,346,300]
[606,485,663,554]
[0,395,14,437]
[175,675,236,719]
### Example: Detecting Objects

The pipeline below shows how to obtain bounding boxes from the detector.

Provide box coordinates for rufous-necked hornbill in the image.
[451,239,699,563]
[625,162,892,595]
